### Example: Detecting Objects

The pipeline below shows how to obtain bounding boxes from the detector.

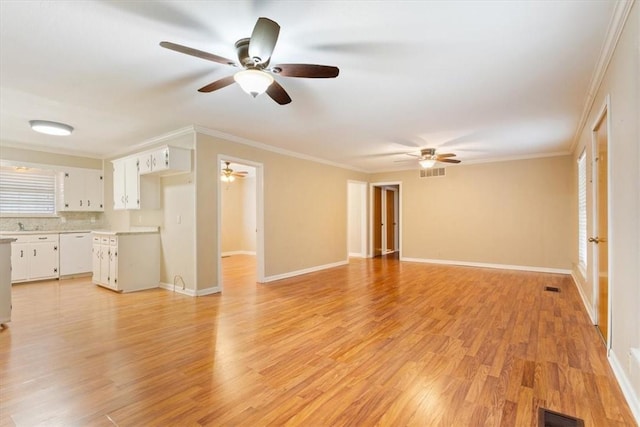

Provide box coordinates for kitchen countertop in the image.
[0,230,93,236]
[0,238,17,244]
[1,227,159,237]
[92,227,159,236]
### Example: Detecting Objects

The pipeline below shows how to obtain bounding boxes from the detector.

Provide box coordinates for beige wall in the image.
[221,176,256,254]
[372,156,574,270]
[195,132,369,289]
[572,2,639,409]
[0,145,102,170]
[160,172,196,289]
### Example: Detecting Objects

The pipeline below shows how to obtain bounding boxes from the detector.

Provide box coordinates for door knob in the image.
[588,237,600,244]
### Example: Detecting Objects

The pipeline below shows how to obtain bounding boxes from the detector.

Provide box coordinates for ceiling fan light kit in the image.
[29,120,74,136]
[233,69,274,97]
[419,158,437,169]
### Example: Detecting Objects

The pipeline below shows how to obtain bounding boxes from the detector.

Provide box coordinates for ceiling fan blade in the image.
[273,64,339,78]
[266,80,292,105]
[160,41,236,66]
[436,153,457,158]
[439,158,461,164]
[249,17,280,64]
[232,172,248,177]
[198,75,236,93]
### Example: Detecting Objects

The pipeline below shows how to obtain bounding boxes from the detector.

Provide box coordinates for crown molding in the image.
[105,126,196,159]
[193,125,368,173]
[570,0,635,153]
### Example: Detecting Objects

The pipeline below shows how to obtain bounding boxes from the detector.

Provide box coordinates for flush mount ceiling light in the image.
[233,69,274,98]
[29,120,74,136]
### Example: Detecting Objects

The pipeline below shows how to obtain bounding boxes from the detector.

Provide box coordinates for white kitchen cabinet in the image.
[57,168,104,212]
[0,238,15,325]
[5,234,59,283]
[92,235,115,288]
[112,157,159,210]
[92,231,159,292]
[138,146,191,176]
[59,232,92,276]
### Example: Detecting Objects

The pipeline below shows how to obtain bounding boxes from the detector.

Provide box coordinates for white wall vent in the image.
[420,167,446,178]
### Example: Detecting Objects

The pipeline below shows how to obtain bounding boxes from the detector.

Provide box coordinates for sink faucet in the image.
[18,222,25,231]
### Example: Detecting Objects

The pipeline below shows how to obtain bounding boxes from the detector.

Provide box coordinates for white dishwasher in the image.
[59,232,93,276]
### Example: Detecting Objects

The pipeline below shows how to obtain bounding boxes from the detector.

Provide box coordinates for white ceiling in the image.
[0,1,617,172]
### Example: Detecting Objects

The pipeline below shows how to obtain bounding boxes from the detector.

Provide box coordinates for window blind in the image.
[577,151,587,273]
[0,167,56,214]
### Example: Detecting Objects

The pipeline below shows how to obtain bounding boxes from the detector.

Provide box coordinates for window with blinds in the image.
[0,167,56,215]
[577,150,587,273]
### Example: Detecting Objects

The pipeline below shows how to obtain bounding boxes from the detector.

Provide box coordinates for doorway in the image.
[370,183,400,258]
[217,155,265,292]
[591,100,610,347]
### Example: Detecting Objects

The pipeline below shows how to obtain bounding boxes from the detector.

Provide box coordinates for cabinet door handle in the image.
[38,237,47,240]
[33,249,36,257]
[121,195,125,204]
[20,250,23,258]
[80,200,83,207]
[88,200,91,207]
[152,157,156,167]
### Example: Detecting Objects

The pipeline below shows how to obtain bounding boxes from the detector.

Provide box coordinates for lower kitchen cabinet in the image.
[92,231,159,292]
[5,234,59,283]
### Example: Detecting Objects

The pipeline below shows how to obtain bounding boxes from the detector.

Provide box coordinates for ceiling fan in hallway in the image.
[221,161,247,183]
[160,17,340,105]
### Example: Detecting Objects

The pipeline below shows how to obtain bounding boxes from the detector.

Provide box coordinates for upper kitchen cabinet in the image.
[138,146,191,176]
[57,168,104,212]
[112,157,159,210]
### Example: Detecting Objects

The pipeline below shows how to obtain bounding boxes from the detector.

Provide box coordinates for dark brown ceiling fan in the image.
[160,17,339,105]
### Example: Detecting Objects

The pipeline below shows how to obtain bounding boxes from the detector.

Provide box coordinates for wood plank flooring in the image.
[0,255,636,426]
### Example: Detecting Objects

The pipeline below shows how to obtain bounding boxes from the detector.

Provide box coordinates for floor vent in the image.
[420,167,446,178]
[538,408,584,427]
[544,286,560,293]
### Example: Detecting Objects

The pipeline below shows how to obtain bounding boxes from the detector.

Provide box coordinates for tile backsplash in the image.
[0,212,107,232]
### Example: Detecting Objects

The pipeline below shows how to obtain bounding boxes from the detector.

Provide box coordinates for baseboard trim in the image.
[349,252,366,258]
[608,349,640,425]
[159,282,221,296]
[263,260,349,283]
[570,270,595,323]
[221,251,256,257]
[400,257,571,275]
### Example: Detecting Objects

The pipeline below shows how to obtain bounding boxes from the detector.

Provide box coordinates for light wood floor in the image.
[0,255,636,426]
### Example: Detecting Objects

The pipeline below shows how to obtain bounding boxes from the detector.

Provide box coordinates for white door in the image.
[112,160,126,210]
[85,170,103,211]
[124,157,140,209]
[10,242,28,282]
[63,170,85,211]
[99,243,110,285]
[28,242,58,280]
[108,242,118,290]
[92,242,101,283]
